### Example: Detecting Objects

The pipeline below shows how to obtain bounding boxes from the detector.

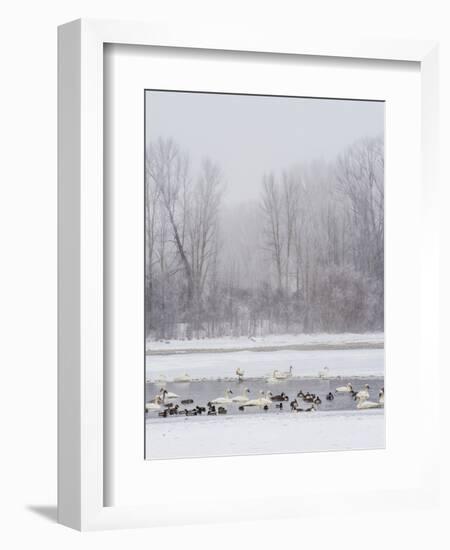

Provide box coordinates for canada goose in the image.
[217,406,227,414]
[158,409,168,417]
[169,405,179,415]
[297,390,305,399]
[181,398,194,405]
[231,387,251,403]
[236,368,245,382]
[314,396,322,405]
[173,373,191,383]
[211,389,233,404]
[326,392,334,401]
[335,383,353,393]
[290,399,298,411]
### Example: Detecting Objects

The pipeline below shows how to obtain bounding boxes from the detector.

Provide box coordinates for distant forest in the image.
[145,136,384,340]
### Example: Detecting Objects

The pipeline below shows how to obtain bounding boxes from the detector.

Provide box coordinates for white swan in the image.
[173,373,191,383]
[318,366,330,379]
[335,383,353,393]
[160,388,179,400]
[356,395,382,409]
[211,389,234,404]
[236,368,245,381]
[145,396,162,411]
[244,391,272,407]
[355,384,370,400]
[274,366,293,379]
[266,371,282,383]
[232,387,251,403]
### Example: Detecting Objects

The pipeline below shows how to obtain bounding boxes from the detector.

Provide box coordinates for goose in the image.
[313,396,322,405]
[173,373,191,383]
[211,389,233,404]
[335,383,353,393]
[158,409,168,417]
[355,384,370,400]
[232,387,251,403]
[236,368,245,382]
[217,406,227,414]
[274,366,293,379]
[181,398,194,405]
[244,391,272,407]
[356,395,382,409]
[290,399,298,411]
[318,366,330,379]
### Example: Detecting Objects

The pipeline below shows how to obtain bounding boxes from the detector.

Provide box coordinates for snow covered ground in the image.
[146,409,385,459]
[146,332,384,353]
[146,347,384,381]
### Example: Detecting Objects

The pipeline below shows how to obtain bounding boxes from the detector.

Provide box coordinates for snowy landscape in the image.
[144,91,384,460]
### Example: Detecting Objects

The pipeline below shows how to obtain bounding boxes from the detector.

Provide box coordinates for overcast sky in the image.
[145,90,384,205]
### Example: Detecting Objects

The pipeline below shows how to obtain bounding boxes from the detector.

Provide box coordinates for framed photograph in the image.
[58,19,440,530]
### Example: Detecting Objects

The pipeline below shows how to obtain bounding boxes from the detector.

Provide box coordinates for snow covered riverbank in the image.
[146,409,385,459]
[146,347,384,381]
[146,332,384,353]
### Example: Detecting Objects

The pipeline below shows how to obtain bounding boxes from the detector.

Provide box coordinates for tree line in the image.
[145,136,384,340]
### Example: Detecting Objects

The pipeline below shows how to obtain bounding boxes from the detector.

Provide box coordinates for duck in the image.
[218,406,227,414]
[173,373,191,383]
[274,366,293,379]
[335,383,353,393]
[271,391,289,402]
[236,368,245,382]
[318,366,330,379]
[355,384,370,400]
[244,390,273,407]
[211,389,233,404]
[326,392,334,401]
[181,398,194,405]
[232,387,251,403]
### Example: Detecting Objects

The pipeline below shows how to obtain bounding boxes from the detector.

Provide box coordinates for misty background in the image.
[145,91,384,340]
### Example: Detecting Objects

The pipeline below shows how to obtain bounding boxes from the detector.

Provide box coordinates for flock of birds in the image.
[145,366,385,416]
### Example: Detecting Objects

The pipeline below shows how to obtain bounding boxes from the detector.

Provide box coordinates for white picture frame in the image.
[58,18,440,530]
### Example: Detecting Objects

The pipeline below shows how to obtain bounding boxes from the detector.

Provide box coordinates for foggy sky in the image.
[145,90,384,205]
